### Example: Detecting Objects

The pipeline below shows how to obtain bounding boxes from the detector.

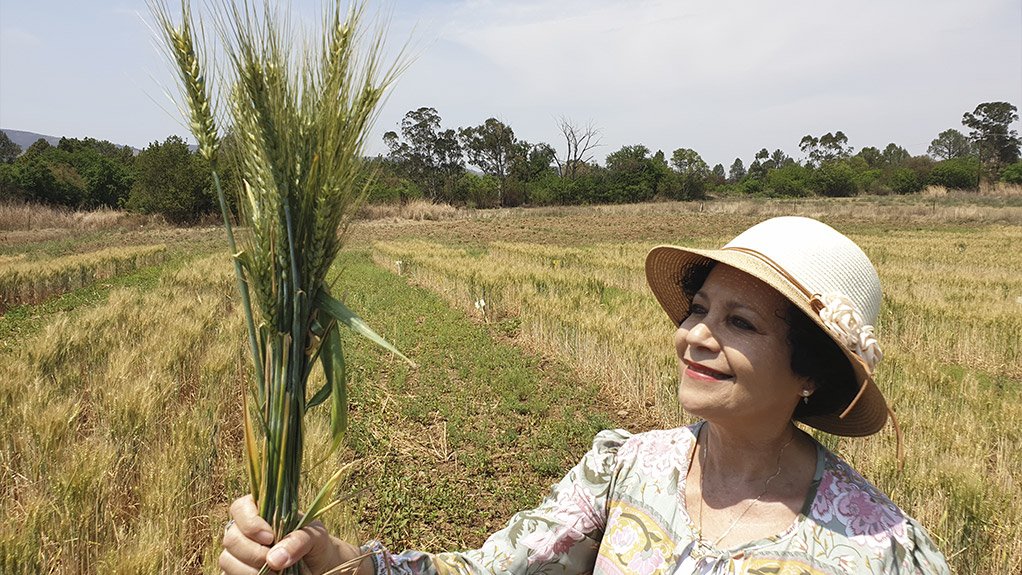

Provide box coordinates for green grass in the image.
[331,250,624,549]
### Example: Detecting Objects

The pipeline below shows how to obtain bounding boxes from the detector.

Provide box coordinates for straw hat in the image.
[645,216,888,436]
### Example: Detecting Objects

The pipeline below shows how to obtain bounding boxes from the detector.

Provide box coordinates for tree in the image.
[748,148,770,178]
[670,148,709,200]
[856,146,883,168]
[384,107,464,201]
[510,142,556,182]
[23,138,52,158]
[928,128,972,160]
[800,131,852,167]
[881,143,910,167]
[126,135,212,222]
[710,163,726,186]
[962,102,1021,178]
[554,117,601,179]
[605,145,659,203]
[0,132,21,163]
[459,118,517,205]
[728,158,746,183]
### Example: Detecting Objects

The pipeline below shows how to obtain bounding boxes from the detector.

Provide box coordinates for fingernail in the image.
[256,530,275,545]
[267,547,291,568]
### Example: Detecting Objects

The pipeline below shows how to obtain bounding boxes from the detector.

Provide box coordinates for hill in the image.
[1,129,61,151]
[1,128,142,155]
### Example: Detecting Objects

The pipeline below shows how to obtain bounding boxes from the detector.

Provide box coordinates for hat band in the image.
[720,246,820,308]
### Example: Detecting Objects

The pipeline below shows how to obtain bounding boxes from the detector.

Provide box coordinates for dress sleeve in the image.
[361,428,631,575]
[898,516,951,575]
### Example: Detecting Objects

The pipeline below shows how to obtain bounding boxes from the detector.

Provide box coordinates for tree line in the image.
[0,101,1019,221]
[371,101,1021,207]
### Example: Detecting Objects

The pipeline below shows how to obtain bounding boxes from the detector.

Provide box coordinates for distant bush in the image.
[929,157,979,190]
[812,160,857,197]
[125,136,213,224]
[889,167,924,195]
[1001,161,1022,184]
[765,163,811,197]
[366,174,422,204]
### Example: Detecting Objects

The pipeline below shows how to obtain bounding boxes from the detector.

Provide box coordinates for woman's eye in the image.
[729,315,756,331]
[688,303,707,316]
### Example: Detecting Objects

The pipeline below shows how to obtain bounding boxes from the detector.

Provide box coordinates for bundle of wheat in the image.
[153,1,408,571]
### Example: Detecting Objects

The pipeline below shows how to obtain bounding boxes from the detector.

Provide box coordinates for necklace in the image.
[697,427,796,548]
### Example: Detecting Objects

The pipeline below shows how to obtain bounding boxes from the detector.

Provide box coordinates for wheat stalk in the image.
[152,1,409,571]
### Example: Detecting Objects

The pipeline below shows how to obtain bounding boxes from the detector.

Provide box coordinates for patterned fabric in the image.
[366,424,949,575]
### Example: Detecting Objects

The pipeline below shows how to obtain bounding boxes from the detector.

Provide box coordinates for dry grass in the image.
[358,200,462,222]
[979,181,1022,197]
[371,213,1022,574]
[0,255,244,572]
[0,202,155,232]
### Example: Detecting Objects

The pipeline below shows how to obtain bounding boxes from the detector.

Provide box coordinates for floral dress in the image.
[363,424,950,575]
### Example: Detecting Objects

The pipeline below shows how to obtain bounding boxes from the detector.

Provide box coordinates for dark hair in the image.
[677,260,857,418]
[785,306,857,418]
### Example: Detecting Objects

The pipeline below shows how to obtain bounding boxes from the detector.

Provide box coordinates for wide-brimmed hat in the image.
[645,216,888,437]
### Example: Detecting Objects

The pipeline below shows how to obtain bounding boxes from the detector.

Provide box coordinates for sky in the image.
[1,0,1020,169]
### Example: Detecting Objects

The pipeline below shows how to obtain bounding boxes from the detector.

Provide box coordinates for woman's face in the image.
[674,264,810,427]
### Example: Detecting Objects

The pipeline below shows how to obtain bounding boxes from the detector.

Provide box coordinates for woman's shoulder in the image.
[590,424,699,481]
[589,424,698,453]
[807,449,950,573]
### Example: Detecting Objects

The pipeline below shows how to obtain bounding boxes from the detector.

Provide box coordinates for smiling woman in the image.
[220,216,951,575]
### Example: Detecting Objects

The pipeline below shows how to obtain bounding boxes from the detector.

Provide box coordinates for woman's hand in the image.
[219,494,371,575]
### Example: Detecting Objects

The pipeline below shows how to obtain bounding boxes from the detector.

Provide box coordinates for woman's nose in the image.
[684,321,719,351]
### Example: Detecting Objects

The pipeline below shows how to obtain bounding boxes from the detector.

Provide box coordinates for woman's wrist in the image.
[357,540,387,575]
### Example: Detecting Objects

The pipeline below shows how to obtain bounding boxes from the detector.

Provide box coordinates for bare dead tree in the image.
[554,117,601,179]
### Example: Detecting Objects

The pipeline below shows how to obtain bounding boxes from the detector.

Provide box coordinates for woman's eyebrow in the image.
[694,292,770,320]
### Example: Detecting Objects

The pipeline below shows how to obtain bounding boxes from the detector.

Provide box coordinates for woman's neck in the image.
[698,420,802,485]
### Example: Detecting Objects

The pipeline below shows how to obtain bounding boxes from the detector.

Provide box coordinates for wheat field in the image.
[1,199,1019,573]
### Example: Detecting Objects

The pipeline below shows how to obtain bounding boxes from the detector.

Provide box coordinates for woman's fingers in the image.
[218,546,263,575]
[223,522,272,568]
[222,496,344,573]
[229,494,275,545]
[264,525,318,571]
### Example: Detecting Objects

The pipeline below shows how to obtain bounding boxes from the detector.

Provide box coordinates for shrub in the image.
[811,160,858,197]
[765,163,810,197]
[461,173,500,208]
[889,167,924,195]
[1001,161,1022,184]
[929,157,979,190]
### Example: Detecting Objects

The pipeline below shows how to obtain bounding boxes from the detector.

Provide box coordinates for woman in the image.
[221,216,950,574]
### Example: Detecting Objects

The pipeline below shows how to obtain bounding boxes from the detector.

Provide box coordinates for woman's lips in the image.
[684,361,733,382]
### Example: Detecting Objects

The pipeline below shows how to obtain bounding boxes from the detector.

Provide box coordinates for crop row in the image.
[0,245,168,312]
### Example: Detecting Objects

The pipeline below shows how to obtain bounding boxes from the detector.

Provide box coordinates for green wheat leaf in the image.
[315,289,416,367]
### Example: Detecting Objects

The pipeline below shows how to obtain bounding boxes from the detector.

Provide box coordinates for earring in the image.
[801,390,812,404]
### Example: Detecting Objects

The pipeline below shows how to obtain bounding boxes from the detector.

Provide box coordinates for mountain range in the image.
[1,128,142,154]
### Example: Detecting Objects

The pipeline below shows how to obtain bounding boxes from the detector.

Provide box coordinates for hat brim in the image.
[645,244,888,437]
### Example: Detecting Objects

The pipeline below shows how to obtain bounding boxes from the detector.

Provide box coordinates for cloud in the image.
[378,0,1018,164]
